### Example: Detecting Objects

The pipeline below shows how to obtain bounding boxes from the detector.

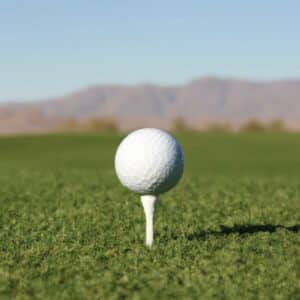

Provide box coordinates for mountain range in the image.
[1,76,300,134]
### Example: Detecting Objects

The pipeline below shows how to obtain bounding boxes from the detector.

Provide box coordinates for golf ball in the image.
[115,128,184,195]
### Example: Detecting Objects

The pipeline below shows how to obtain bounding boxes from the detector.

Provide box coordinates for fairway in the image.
[0,133,299,299]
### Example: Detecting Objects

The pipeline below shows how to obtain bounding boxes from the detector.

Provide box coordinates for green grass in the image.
[0,133,299,299]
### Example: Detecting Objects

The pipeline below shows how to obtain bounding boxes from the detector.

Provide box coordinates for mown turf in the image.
[0,133,299,299]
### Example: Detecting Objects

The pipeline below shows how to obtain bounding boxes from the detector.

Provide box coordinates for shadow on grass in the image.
[187,224,300,241]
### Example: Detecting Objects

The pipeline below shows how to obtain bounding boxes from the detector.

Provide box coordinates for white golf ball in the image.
[115,128,184,195]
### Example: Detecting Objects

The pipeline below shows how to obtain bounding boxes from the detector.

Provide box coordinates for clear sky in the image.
[1,0,300,102]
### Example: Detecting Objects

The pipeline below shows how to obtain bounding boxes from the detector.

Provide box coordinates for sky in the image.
[1,0,300,102]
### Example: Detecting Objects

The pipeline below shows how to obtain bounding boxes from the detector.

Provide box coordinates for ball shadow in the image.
[187,224,300,241]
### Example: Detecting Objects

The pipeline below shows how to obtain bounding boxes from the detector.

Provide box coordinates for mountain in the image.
[1,77,300,133]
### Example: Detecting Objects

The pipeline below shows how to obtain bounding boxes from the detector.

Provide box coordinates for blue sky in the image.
[1,0,300,102]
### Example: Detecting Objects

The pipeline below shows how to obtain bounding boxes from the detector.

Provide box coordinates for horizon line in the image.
[1,74,300,104]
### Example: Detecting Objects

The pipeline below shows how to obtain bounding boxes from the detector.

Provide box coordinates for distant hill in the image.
[1,77,300,133]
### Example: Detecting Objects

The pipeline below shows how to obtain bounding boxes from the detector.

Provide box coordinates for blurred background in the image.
[0,0,300,134]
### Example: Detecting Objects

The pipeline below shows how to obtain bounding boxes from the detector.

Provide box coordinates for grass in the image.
[0,132,299,299]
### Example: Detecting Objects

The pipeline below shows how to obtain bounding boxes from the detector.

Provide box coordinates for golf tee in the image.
[140,195,158,247]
